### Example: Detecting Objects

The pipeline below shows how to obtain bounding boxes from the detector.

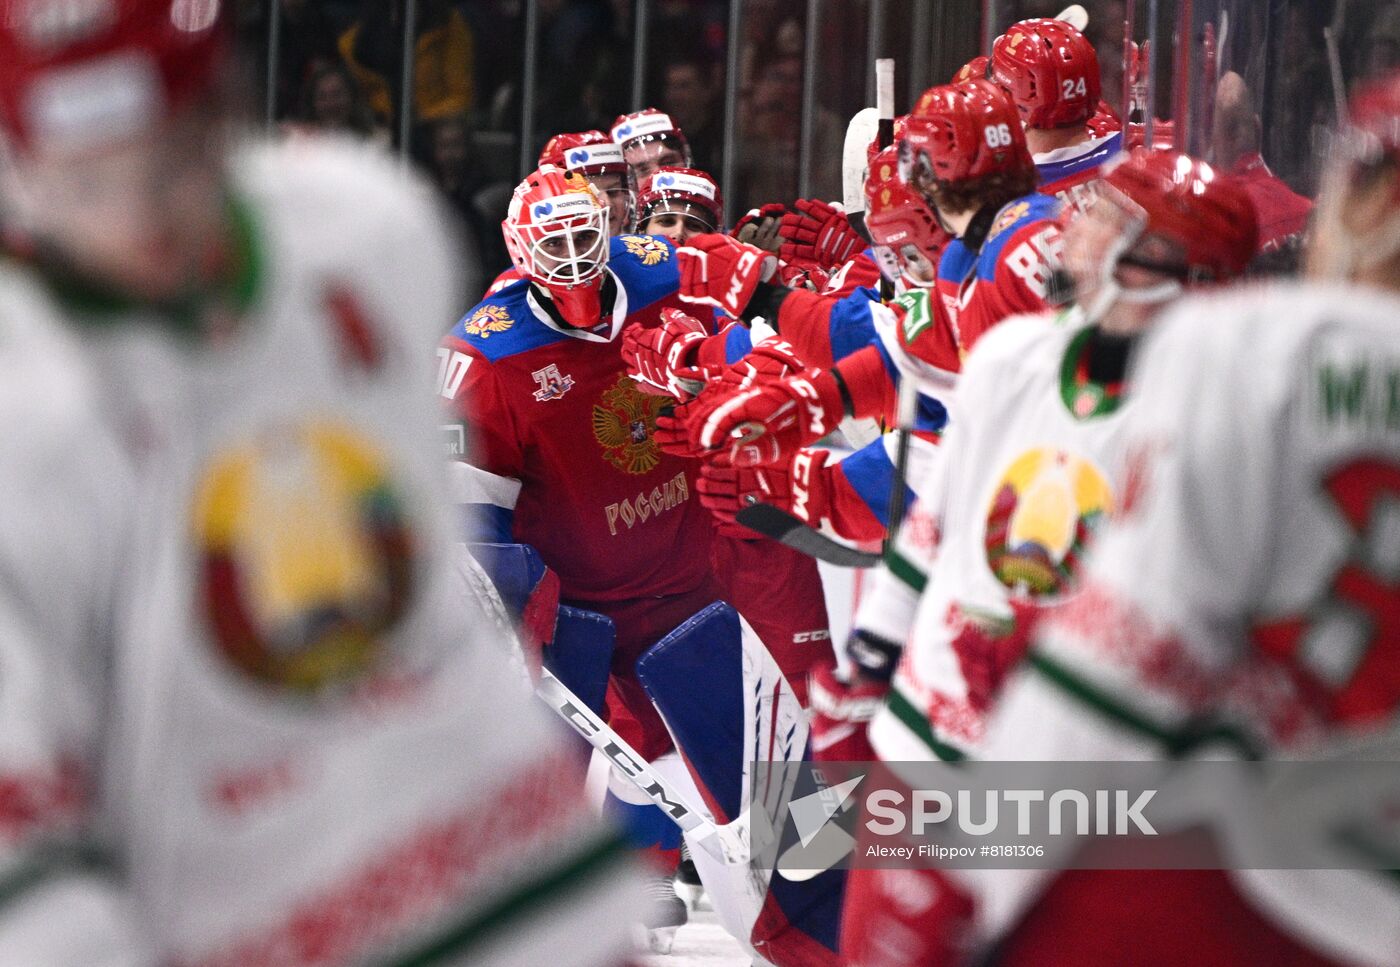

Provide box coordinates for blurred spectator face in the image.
[312,70,355,129]
[625,139,687,183]
[588,173,632,235]
[7,107,228,302]
[775,18,803,58]
[663,64,711,127]
[433,118,470,178]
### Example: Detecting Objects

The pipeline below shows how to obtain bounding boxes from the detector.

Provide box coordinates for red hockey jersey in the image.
[934,192,1064,352]
[443,234,715,605]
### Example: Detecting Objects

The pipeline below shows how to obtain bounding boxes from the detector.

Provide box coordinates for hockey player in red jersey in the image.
[635,166,724,244]
[446,166,717,756]
[611,108,692,184]
[444,163,830,743]
[992,18,1123,216]
[665,79,1061,472]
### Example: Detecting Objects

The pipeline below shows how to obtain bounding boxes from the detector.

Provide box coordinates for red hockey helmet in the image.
[952,56,991,84]
[992,18,1101,129]
[864,145,950,286]
[538,130,628,177]
[1099,150,1257,281]
[610,108,691,181]
[636,166,723,232]
[900,79,1035,190]
[0,0,228,155]
[503,165,611,324]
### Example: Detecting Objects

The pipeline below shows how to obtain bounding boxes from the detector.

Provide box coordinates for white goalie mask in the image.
[503,165,611,289]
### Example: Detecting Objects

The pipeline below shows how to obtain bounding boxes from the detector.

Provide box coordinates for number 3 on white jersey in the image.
[436,348,473,399]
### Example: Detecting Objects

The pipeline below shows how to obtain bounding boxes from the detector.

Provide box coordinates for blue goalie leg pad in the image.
[543,605,615,716]
[466,542,550,617]
[603,790,684,851]
[636,602,845,963]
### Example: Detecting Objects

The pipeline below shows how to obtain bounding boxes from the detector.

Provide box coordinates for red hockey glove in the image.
[652,339,808,458]
[775,258,832,292]
[779,198,865,272]
[713,337,806,393]
[808,661,887,763]
[695,448,831,530]
[690,367,846,467]
[677,233,777,319]
[621,308,713,399]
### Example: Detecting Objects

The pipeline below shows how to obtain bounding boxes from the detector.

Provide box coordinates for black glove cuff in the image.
[846,628,903,684]
[830,366,856,418]
[742,281,793,325]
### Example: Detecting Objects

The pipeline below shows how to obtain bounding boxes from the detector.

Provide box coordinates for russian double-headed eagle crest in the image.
[621,234,671,266]
[463,304,514,338]
[592,375,668,474]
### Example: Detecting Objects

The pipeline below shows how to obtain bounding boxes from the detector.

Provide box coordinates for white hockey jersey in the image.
[0,138,644,967]
[981,282,1400,965]
[867,308,1131,763]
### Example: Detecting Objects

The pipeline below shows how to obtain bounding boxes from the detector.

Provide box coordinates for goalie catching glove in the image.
[779,199,865,272]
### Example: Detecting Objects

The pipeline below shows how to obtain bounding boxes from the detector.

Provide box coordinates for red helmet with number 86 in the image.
[899,79,1035,190]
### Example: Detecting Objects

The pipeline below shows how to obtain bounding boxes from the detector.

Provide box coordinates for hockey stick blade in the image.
[736,503,881,568]
[1056,4,1089,30]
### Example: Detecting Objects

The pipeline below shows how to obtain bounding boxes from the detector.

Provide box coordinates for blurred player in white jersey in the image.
[0,3,646,964]
[836,147,1259,967]
[971,67,1400,967]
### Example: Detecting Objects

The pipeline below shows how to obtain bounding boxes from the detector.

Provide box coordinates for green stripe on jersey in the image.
[887,687,967,762]
[883,547,928,594]
[380,832,633,967]
[0,842,115,917]
[1026,651,1261,759]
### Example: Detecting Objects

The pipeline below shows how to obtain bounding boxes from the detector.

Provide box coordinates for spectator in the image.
[339,0,474,133]
[291,62,385,143]
[427,114,503,298]
[269,0,343,121]
[661,60,720,172]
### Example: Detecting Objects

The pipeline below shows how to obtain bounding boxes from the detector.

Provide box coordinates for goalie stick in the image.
[454,546,756,866]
